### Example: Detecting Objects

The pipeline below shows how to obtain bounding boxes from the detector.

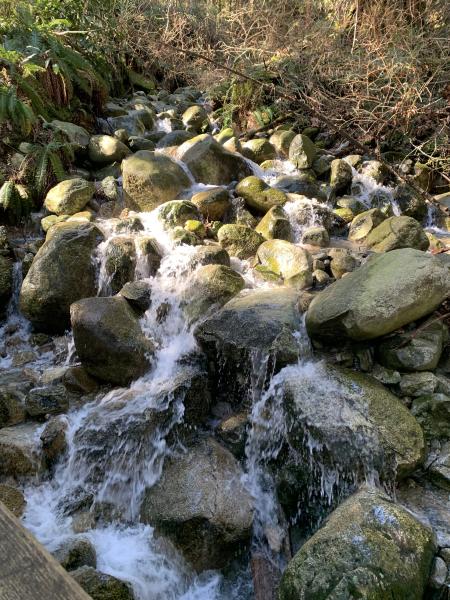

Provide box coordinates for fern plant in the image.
[23,138,75,197]
[0,180,33,224]
[0,85,36,135]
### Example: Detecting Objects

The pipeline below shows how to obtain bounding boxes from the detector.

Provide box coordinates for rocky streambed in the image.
[0,86,449,599]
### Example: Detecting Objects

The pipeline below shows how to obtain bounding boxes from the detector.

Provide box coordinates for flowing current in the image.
[1,124,444,598]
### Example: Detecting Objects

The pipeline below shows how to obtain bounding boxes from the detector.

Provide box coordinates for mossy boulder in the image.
[71,566,134,600]
[0,484,26,517]
[88,134,131,164]
[44,178,95,216]
[140,438,253,571]
[348,208,387,243]
[158,200,200,228]
[104,237,136,294]
[235,176,286,214]
[155,130,195,156]
[182,104,209,132]
[278,487,435,600]
[255,206,292,241]
[288,134,317,169]
[0,423,43,478]
[108,113,145,137]
[176,134,252,185]
[394,184,428,222]
[195,288,301,403]
[256,239,312,289]
[274,174,326,201]
[301,226,329,247]
[188,245,231,268]
[19,222,102,333]
[411,394,450,441]
[360,159,389,184]
[53,537,97,571]
[183,264,245,323]
[71,296,153,385]
[217,224,264,259]
[0,386,26,428]
[0,255,13,319]
[365,216,429,252]
[242,138,276,164]
[122,151,191,211]
[214,127,234,144]
[50,120,90,150]
[191,187,230,220]
[269,129,296,157]
[329,158,352,193]
[306,248,450,342]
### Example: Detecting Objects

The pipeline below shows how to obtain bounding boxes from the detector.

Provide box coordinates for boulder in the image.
[217,224,264,259]
[301,226,329,247]
[306,249,450,342]
[0,386,26,428]
[44,178,95,216]
[140,438,253,571]
[328,247,359,279]
[108,113,145,137]
[119,280,152,314]
[394,184,427,222]
[104,237,136,294]
[348,208,387,243]
[288,134,317,169]
[235,176,286,214]
[274,175,326,201]
[360,160,389,184]
[181,105,208,132]
[255,239,312,289]
[195,289,301,403]
[242,138,276,164]
[329,158,352,193]
[182,264,245,322]
[191,187,230,220]
[0,255,13,319]
[278,487,435,600]
[188,245,230,268]
[53,537,96,571]
[411,394,450,441]
[269,129,296,157]
[0,423,43,477]
[400,372,438,397]
[40,416,68,466]
[176,134,252,185]
[158,200,200,229]
[135,237,162,277]
[122,151,191,211]
[365,216,429,252]
[71,566,134,600]
[255,206,292,241]
[19,222,102,333]
[377,321,448,371]
[71,296,153,385]
[88,134,130,164]
[50,120,90,150]
[0,484,26,517]
[275,362,425,514]
[155,130,195,156]
[25,384,69,418]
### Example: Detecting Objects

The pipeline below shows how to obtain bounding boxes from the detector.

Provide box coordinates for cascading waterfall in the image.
[5,109,443,600]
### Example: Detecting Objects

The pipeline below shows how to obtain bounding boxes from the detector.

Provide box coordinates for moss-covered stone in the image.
[104,237,136,294]
[394,184,427,222]
[184,219,206,239]
[255,206,292,241]
[44,178,95,216]
[71,566,134,600]
[301,226,329,247]
[306,248,450,342]
[278,487,435,600]
[50,120,90,150]
[155,130,195,157]
[158,200,200,228]
[235,176,286,214]
[176,134,252,185]
[329,158,352,193]
[182,104,209,132]
[242,138,276,164]
[365,216,429,252]
[88,134,131,164]
[288,133,317,169]
[256,239,312,289]
[269,130,296,158]
[0,255,13,319]
[191,187,230,220]
[217,224,264,259]
[0,483,26,517]
[348,208,387,242]
[122,151,191,211]
[19,222,102,333]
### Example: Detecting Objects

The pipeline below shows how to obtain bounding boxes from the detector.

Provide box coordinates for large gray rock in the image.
[71,296,153,385]
[19,222,102,333]
[278,487,436,600]
[50,120,90,150]
[122,151,191,211]
[88,134,131,164]
[195,289,301,403]
[140,438,253,571]
[365,215,429,252]
[217,224,264,259]
[255,239,312,289]
[288,134,317,169]
[274,363,425,517]
[176,134,252,185]
[306,249,450,342]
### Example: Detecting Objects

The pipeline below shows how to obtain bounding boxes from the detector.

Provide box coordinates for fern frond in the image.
[33,146,49,195]
[48,150,66,182]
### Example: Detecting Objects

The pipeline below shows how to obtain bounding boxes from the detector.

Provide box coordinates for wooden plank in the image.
[0,501,91,600]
